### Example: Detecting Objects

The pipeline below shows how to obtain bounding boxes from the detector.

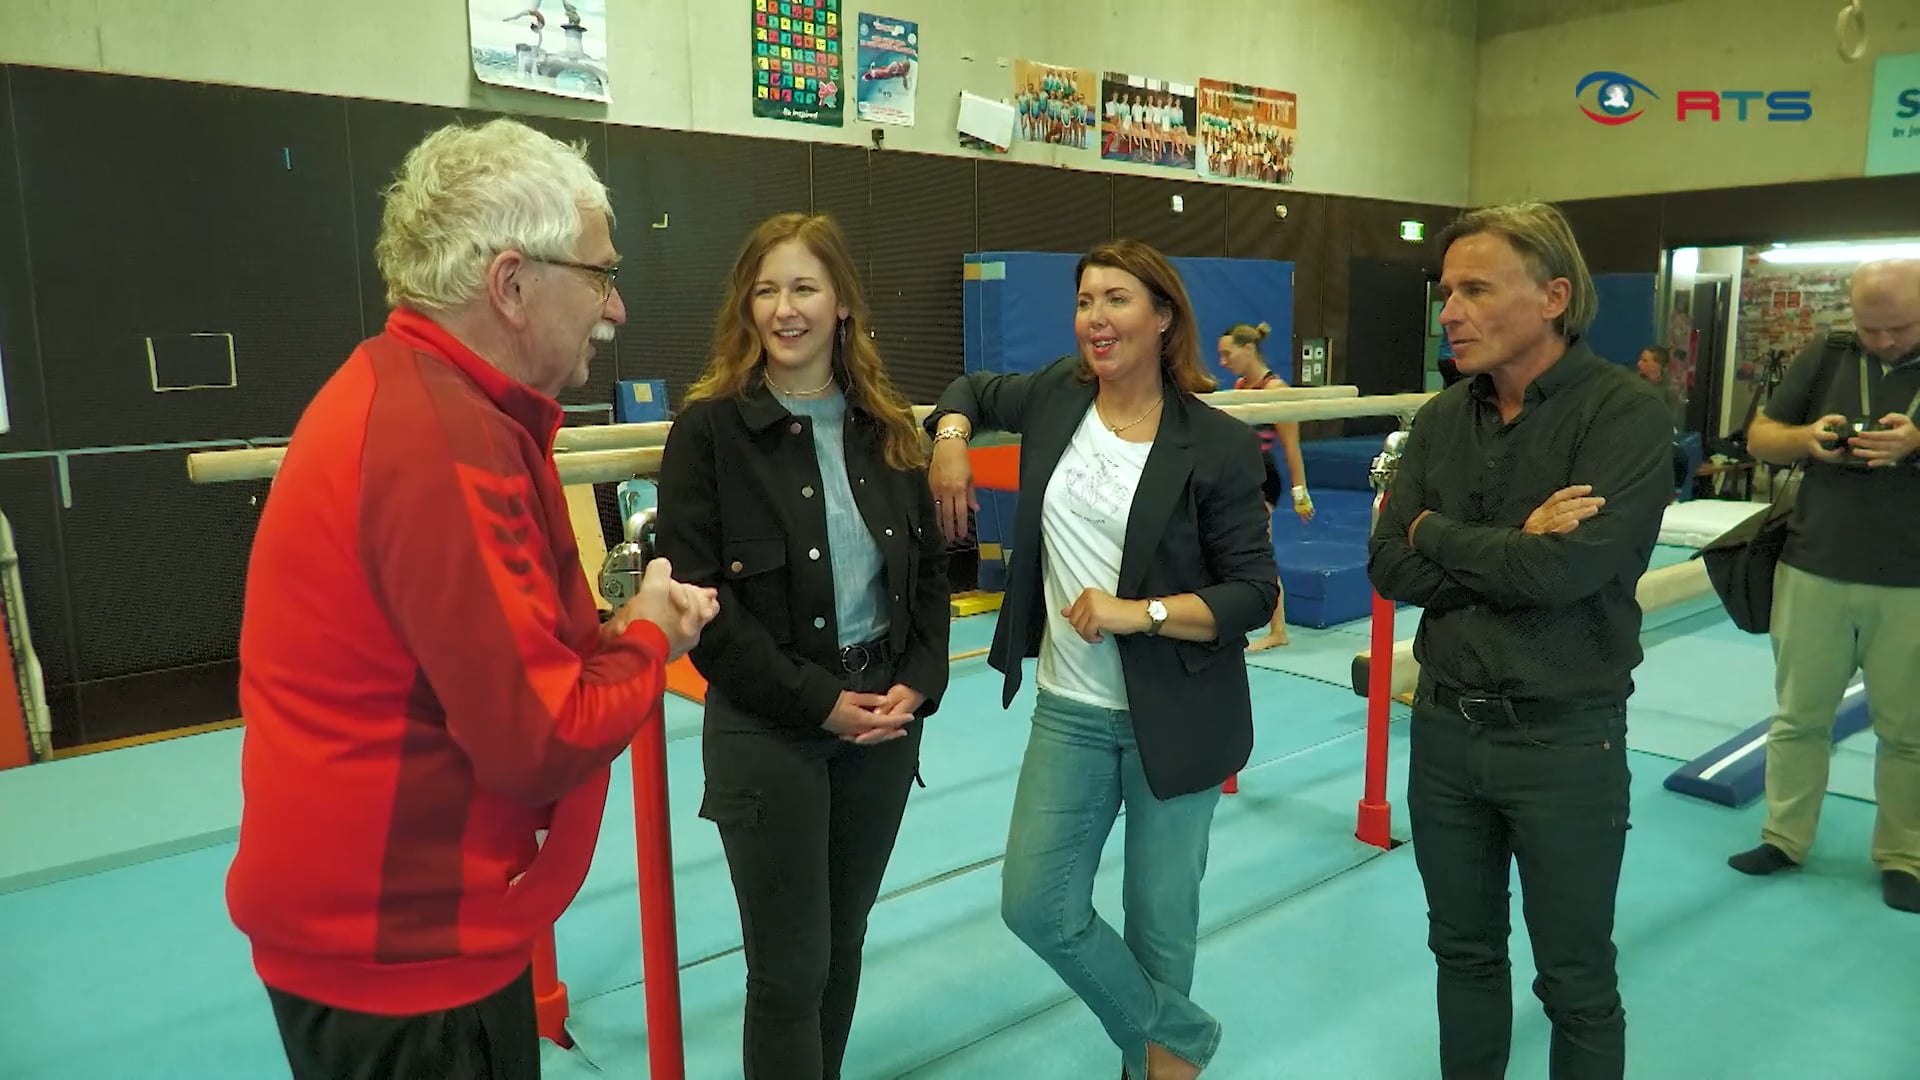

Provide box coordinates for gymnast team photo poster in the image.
[1012,60,1097,150]
[753,0,846,127]
[1099,72,1196,170]
[1196,79,1298,186]
[468,0,610,103]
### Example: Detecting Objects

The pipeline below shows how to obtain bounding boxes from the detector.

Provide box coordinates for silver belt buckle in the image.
[841,644,871,672]
[1459,694,1515,725]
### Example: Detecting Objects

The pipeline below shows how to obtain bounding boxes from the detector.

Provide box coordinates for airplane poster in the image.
[754,0,846,127]
[854,14,917,127]
[469,0,610,103]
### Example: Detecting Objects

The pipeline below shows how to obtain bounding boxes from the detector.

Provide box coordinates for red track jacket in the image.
[226,308,666,1015]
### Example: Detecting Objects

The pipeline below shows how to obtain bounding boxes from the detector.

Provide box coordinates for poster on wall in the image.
[1865,50,1920,177]
[854,14,917,127]
[1098,73,1196,170]
[1196,79,1296,185]
[468,0,610,103]
[1013,60,1097,150]
[753,0,845,127]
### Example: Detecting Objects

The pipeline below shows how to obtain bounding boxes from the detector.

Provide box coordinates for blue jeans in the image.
[1001,690,1224,1075]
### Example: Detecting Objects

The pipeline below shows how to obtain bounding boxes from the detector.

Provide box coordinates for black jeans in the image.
[263,966,538,1080]
[699,652,924,1080]
[1408,683,1632,1080]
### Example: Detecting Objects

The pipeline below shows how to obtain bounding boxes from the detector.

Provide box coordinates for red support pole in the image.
[633,717,686,1080]
[530,926,572,1047]
[1356,490,1396,851]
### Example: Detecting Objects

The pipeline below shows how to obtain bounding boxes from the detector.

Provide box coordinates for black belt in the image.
[838,637,894,673]
[1425,682,1568,725]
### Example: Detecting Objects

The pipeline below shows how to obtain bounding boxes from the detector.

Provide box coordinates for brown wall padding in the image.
[10,67,365,449]
[0,67,49,454]
[57,450,267,683]
[1558,195,1666,274]
[864,152,976,405]
[976,160,1110,254]
[1110,175,1229,258]
[1660,175,1920,250]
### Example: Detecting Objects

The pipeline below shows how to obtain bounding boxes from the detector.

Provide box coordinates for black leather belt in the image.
[1426,682,1547,725]
[839,638,893,673]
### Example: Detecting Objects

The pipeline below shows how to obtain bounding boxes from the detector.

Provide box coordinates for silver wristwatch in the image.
[1145,599,1168,636]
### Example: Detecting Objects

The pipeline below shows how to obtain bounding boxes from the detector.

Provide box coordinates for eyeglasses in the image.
[535,257,621,301]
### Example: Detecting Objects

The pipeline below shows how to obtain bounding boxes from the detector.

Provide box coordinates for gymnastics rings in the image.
[1835,0,1867,63]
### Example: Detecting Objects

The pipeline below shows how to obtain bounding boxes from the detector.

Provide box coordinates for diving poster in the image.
[754,0,846,127]
[469,0,610,103]
[853,14,917,127]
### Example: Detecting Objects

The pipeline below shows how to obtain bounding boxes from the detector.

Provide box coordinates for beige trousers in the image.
[1763,564,1920,876]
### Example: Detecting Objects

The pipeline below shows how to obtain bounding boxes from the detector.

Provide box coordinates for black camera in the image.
[1831,416,1884,468]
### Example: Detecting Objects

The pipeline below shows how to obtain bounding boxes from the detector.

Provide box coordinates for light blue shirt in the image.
[786,393,890,647]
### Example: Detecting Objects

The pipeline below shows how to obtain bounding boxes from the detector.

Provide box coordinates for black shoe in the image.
[1728,843,1798,876]
[1883,870,1920,913]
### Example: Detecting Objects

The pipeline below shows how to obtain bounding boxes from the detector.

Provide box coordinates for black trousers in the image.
[264,966,538,1080]
[1408,684,1631,1080]
[700,654,924,1080]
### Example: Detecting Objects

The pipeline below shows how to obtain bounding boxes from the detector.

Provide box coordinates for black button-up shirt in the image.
[1367,341,1674,703]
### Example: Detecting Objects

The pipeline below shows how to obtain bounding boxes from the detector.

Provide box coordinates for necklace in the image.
[1097,394,1162,433]
[764,370,835,397]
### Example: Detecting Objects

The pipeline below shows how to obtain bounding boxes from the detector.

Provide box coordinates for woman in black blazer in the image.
[656,212,949,1080]
[925,239,1277,1080]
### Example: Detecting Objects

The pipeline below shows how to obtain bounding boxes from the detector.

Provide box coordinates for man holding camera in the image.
[1731,257,1920,914]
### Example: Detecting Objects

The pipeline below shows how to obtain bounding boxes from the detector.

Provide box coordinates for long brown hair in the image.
[686,213,925,470]
[1074,240,1215,394]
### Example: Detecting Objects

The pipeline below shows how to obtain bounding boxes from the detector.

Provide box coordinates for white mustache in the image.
[589,321,617,343]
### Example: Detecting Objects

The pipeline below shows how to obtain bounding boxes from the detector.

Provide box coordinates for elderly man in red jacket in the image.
[225,117,716,1080]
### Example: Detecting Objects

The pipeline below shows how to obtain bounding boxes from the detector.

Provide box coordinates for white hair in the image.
[374,118,614,312]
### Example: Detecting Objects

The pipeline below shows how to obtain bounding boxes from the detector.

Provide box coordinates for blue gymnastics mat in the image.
[962,251,1292,386]
[1663,682,1870,808]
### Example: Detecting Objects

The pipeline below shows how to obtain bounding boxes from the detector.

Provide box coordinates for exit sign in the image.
[1399,220,1425,242]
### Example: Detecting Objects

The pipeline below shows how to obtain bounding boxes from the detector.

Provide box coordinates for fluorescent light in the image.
[1758,242,1920,265]
[1671,248,1700,276]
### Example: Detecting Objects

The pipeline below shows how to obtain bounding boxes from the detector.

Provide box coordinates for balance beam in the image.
[1663,683,1870,808]
[1349,559,1717,700]
[183,384,1380,484]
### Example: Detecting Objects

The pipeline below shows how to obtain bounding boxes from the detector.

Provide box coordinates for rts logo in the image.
[1575,71,1658,125]
[1575,71,1813,124]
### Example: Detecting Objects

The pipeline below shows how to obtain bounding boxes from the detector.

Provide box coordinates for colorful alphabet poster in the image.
[1098,72,1196,170]
[1196,79,1297,185]
[753,0,845,127]
[1865,50,1920,177]
[468,0,610,103]
[853,14,917,127]
[1013,60,1097,150]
